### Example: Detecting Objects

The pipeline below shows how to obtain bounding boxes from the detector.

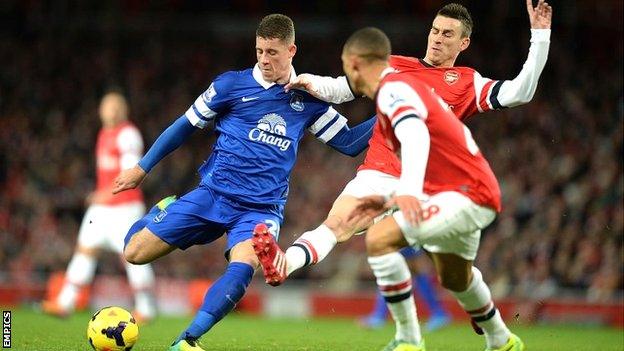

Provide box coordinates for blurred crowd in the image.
[0,1,622,303]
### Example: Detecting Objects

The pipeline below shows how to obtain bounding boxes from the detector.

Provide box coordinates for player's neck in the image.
[422,56,456,68]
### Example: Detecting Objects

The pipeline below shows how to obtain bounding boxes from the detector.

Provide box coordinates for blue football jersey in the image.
[184,65,348,205]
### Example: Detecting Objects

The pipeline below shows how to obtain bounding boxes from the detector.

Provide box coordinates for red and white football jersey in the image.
[96,121,143,205]
[359,55,502,177]
[375,70,501,212]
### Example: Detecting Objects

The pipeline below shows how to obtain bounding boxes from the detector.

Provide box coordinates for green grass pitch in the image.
[8,306,624,350]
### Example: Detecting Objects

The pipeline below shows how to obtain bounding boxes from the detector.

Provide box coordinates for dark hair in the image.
[256,14,295,43]
[437,3,473,37]
[343,27,391,62]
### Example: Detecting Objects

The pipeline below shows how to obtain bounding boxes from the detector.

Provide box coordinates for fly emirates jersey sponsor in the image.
[376,71,501,212]
[360,55,502,177]
[96,121,143,205]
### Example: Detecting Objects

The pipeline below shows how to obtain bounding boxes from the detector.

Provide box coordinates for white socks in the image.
[452,267,510,349]
[285,225,337,275]
[125,262,157,318]
[57,252,97,311]
[368,252,422,344]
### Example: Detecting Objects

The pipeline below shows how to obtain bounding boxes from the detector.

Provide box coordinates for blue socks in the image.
[177,262,254,342]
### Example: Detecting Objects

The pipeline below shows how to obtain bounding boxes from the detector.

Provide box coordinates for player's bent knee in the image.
[123,228,162,265]
[365,227,390,256]
[438,272,470,292]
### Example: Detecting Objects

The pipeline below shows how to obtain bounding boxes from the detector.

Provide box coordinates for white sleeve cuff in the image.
[530,29,551,43]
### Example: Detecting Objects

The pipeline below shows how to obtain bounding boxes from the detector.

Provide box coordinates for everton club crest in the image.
[290,93,305,112]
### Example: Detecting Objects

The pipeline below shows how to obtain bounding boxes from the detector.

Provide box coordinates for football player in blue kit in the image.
[112,14,375,351]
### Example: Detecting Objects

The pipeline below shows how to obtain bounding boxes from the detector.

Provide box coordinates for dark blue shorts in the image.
[127,186,283,252]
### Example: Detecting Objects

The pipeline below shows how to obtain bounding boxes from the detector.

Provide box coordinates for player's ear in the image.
[288,43,297,58]
[459,36,470,52]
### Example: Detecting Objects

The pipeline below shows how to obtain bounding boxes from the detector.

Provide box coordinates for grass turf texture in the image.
[9,307,624,350]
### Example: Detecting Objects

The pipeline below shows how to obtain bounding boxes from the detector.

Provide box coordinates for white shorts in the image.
[393,191,496,261]
[77,202,146,253]
[340,170,399,198]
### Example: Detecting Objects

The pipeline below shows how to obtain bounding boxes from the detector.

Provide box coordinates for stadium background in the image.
[0,0,622,331]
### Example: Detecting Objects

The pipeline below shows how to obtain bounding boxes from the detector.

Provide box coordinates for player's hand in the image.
[348,195,390,223]
[390,195,423,227]
[112,165,147,194]
[526,0,552,30]
[284,74,321,98]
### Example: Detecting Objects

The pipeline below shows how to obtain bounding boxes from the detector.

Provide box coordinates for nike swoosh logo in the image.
[242,96,260,102]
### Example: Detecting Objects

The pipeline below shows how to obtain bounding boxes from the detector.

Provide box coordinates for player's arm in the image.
[349,85,429,226]
[308,107,375,157]
[285,74,356,104]
[474,0,552,111]
[113,77,231,193]
[112,116,197,194]
[380,82,430,225]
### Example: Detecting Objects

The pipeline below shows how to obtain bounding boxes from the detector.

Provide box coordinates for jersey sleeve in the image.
[117,126,144,170]
[473,29,550,112]
[307,106,349,143]
[184,72,235,128]
[377,81,429,127]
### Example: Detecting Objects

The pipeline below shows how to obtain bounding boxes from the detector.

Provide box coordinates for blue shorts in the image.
[128,186,283,253]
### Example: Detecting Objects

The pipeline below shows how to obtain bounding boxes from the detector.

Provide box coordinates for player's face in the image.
[99,94,127,128]
[256,36,297,84]
[425,15,470,67]
[341,52,369,98]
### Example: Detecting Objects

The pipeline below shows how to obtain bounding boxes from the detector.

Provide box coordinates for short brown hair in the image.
[256,14,295,43]
[437,3,473,37]
[343,27,391,62]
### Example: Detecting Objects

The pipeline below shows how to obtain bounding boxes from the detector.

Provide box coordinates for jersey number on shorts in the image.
[264,219,280,237]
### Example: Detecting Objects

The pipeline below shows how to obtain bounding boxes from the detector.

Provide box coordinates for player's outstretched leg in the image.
[252,223,288,286]
[169,262,254,350]
[279,195,366,283]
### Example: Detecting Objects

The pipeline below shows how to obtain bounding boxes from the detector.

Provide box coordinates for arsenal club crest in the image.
[444,70,460,85]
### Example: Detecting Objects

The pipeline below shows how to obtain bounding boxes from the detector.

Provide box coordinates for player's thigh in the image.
[393,191,496,261]
[330,170,400,241]
[429,252,473,292]
[365,215,410,256]
[76,205,108,251]
[226,204,283,267]
[103,202,146,254]
[124,227,176,264]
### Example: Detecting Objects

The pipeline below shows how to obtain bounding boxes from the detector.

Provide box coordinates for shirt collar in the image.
[252,64,297,89]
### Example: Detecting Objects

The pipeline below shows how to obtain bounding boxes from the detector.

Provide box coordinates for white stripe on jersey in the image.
[317,115,347,143]
[308,107,338,134]
[184,109,208,128]
[377,81,429,122]
[473,71,491,113]
[193,95,218,120]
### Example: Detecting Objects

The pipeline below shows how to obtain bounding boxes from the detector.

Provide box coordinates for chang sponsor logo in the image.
[248,113,292,151]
